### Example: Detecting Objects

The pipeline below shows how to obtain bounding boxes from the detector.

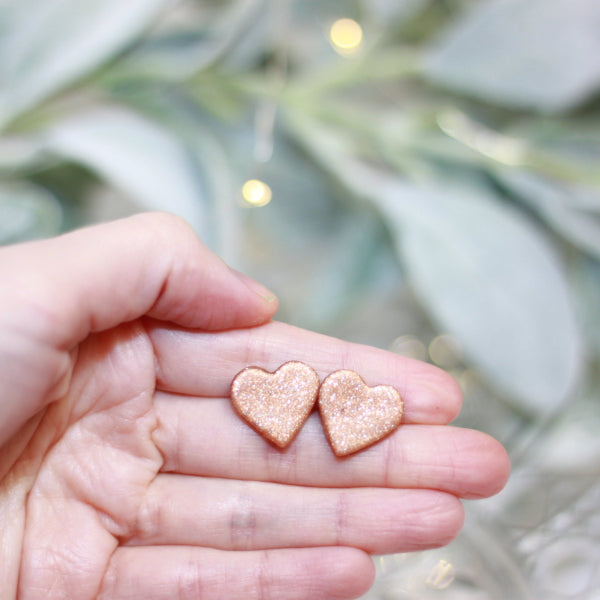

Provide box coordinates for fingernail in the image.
[231,268,278,303]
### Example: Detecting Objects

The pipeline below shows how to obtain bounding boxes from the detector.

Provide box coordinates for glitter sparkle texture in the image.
[318,370,403,457]
[230,361,320,448]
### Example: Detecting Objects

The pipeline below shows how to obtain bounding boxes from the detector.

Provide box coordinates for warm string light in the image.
[329,18,363,56]
[390,335,427,361]
[241,179,272,207]
[428,334,462,369]
[426,559,456,590]
[241,19,364,208]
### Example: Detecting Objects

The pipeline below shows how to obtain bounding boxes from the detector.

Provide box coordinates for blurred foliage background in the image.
[2,0,600,597]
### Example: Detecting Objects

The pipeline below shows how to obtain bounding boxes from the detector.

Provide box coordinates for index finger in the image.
[147,320,462,425]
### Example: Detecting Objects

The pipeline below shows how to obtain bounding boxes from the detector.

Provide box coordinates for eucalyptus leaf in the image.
[425,0,600,112]
[510,118,600,169]
[285,113,582,414]
[506,117,600,187]
[0,0,170,125]
[365,0,428,25]
[495,169,600,260]
[572,258,600,358]
[0,135,50,174]
[297,215,387,330]
[103,0,264,83]
[0,181,62,244]
[386,182,582,414]
[44,106,206,232]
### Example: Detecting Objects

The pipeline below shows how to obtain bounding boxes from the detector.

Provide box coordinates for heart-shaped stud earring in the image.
[318,370,403,457]
[230,361,320,448]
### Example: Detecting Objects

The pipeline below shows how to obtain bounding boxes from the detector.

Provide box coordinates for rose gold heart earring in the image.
[318,370,403,457]
[230,361,320,448]
[230,363,403,456]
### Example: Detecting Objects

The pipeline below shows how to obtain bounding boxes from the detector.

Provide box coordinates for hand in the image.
[0,213,509,600]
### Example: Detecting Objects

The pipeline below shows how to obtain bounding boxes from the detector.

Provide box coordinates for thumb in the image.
[2,212,278,348]
[0,212,277,446]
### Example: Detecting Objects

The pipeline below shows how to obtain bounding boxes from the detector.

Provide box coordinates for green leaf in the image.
[285,113,582,413]
[102,0,264,84]
[0,135,50,174]
[365,0,428,25]
[425,0,600,112]
[495,169,600,260]
[572,258,600,359]
[506,117,600,187]
[0,0,169,125]
[44,105,207,232]
[0,181,62,244]
[386,181,582,414]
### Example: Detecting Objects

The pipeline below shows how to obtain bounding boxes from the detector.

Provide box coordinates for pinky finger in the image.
[98,545,375,600]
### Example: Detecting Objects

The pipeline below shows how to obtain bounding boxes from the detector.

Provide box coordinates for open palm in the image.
[0,214,509,600]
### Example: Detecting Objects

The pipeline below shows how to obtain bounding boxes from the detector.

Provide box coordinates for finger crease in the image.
[257,549,271,600]
[383,438,395,488]
[334,492,349,546]
[230,493,258,551]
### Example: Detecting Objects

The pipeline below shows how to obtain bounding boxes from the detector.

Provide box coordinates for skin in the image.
[0,213,510,600]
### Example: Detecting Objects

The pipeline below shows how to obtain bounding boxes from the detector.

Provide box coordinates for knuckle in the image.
[132,489,164,543]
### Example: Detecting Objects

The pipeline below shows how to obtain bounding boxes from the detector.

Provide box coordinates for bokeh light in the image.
[425,559,455,590]
[329,18,363,56]
[241,179,272,207]
[390,335,427,361]
[428,334,463,369]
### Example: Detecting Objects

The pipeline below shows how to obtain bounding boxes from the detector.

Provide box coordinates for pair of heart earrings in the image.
[230,361,404,457]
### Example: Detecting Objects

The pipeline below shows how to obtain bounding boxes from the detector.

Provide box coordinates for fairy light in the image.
[426,559,455,589]
[329,18,363,55]
[428,334,463,369]
[390,335,427,362]
[241,179,272,207]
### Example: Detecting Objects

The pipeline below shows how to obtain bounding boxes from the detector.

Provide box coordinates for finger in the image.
[0,213,277,444]
[148,320,462,424]
[1,212,277,347]
[153,394,510,499]
[98,546,374,600]
[126,474,464,554]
